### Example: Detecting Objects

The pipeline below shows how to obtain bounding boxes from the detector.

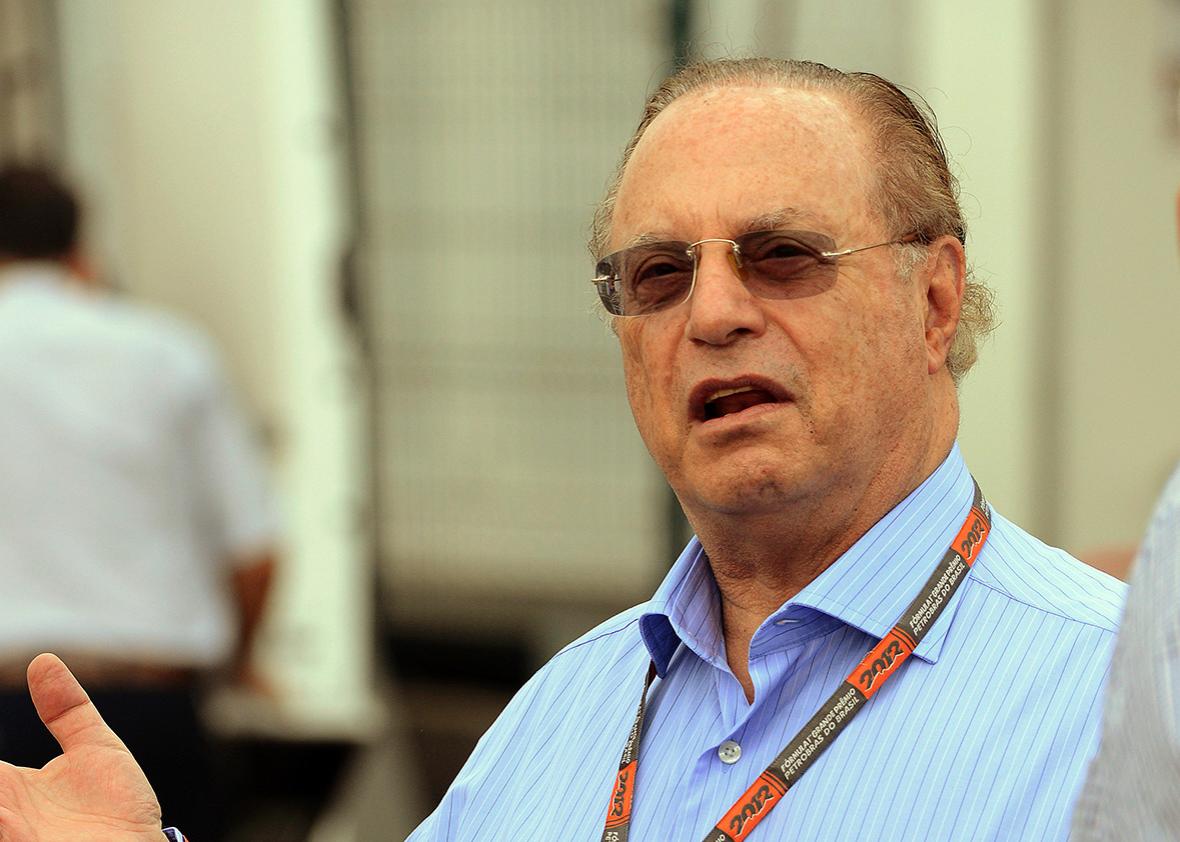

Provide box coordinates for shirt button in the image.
[718,740,742,764]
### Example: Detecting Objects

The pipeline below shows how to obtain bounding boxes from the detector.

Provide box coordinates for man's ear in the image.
[921,235,966,376]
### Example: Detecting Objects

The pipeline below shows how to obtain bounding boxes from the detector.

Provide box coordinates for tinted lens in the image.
[735,230,840,299]
[596,242,694,316]
[592,229,847,316]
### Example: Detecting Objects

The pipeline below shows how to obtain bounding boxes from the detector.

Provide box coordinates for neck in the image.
[0,255,85,284]
[691,407,958,701]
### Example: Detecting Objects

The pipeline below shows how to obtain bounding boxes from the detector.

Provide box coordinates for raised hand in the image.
[0,654,166,841]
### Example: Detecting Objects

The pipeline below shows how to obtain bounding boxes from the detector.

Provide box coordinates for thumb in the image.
[26,653,127,756]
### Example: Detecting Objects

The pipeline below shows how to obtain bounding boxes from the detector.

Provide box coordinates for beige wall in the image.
[923,0,1180,553]
[911,0,1045,535]
[56,0,377,736]
[1056,0,1180,553]
[57,1,282,420]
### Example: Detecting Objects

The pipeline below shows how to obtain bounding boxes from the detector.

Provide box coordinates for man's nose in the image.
[684,242,767,345]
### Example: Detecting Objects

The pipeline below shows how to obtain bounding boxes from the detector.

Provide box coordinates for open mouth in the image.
[690,378,791,423]
[704,386,778,419]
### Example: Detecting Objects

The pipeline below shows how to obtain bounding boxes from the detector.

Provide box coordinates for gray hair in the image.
[590,58,995,384]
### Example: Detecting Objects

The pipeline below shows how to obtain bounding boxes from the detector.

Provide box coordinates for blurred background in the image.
[2,0,1179,838]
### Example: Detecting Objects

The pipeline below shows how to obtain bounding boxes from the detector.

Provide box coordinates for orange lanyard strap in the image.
[601,481,991,842]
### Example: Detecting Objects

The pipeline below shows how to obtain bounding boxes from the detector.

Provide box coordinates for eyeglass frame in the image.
[591,228,920,318]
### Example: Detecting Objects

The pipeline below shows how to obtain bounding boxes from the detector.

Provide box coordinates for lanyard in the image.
[601,481,991,842]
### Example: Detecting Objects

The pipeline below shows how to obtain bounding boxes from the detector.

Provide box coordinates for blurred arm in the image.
[228,551,276,688]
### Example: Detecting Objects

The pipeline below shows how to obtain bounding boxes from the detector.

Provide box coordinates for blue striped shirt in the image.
[408,445,1125,841]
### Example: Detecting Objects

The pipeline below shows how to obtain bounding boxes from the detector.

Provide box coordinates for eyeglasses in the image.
[591,229,916,317]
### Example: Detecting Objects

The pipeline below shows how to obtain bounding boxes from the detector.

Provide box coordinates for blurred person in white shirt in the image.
[0,163,279,842]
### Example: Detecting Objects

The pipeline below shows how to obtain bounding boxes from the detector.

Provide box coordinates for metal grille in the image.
[347,1,672,608]
[0,0,59,161]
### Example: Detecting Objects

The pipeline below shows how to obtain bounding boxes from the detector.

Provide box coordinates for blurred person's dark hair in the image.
[0,164,79,261]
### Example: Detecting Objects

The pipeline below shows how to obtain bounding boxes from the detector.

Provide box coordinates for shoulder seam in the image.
[968,578,1121,634]
[553,617,642,660]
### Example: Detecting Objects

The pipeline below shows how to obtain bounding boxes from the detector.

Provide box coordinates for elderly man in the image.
[0,59,1124,842]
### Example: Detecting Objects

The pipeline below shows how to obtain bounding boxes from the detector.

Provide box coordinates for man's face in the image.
[609,85,936,522]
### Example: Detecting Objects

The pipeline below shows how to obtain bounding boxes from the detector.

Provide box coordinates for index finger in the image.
[26,653,128,755]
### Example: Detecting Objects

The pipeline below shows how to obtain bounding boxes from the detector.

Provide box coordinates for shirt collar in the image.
[0,261,73,294]
[639,444,977,676]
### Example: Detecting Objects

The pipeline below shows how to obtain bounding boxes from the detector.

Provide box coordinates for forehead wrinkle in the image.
[742,207,833,235]
[611,87,879,252]
[619,206,834,253]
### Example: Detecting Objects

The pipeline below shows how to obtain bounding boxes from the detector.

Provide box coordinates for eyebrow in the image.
[621,232,675,249]
[742,207,829,233]
[619,207,832,251]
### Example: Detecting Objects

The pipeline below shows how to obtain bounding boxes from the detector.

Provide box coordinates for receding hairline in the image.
[596,78,890,259]
[654,79,853,109]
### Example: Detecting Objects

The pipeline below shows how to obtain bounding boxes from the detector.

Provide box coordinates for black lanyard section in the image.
[601,480,991,842]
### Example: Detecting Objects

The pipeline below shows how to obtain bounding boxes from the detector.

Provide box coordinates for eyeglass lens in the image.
[594,229,841,317]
